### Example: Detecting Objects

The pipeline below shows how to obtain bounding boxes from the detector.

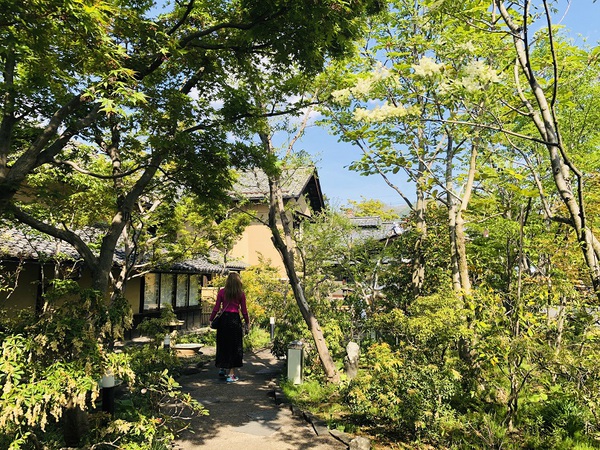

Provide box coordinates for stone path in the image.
[172,346,347,450]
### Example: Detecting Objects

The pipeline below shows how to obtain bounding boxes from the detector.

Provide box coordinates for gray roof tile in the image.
[231,167,316,200]
[348,219,403,242]
[349,216,382,227]
[0,226,241,274]
[230,166,325,213]
[0,227,82,260]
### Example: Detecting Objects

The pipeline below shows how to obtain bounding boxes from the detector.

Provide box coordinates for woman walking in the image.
[209,272,249,383]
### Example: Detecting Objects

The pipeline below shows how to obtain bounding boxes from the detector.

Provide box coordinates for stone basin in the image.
[173,343,203,357]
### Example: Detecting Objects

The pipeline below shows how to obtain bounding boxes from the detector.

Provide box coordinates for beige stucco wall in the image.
[124,276,142,314]
[1,261,39,316]
[229,197,311,276]
[1,261,145,317]
[230,221,284,272]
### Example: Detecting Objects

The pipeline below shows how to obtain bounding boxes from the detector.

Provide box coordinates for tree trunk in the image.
[412,170,427,297]
[267,173,340,383]
[497,0,600,299]
[258,130,339,382]
[454,146,477,296]
[0,39,16,179]
[448,199,462,292]
[446,135,462,293]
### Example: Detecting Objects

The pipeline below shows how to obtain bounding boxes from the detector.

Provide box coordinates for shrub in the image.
[344,342,461,442]
[0,290,205,449]
[452,412,515,449]
[538,396,589,438]
[176,328,216,346]
[136,305,178,348]
[243,326,271,352]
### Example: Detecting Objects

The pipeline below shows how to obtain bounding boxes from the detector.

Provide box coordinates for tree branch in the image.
[332,113,416,210]
[179,9,287,47]
[9,206,98,265]
[423,117,553,146]
[167,0,195,36]
[182,101,319,134]
[52,159,144,179]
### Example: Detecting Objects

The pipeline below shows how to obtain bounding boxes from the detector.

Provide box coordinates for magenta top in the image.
[209,288,249,325]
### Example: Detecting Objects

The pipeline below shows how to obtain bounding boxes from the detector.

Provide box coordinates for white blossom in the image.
[372,62,392,81]
[353,102,409,123]
[412,56,442,77]
[438,80,453,95]
[350,77,375,98]
[460,41,476,53]
[459,60,501,92]
[331,88,351,104]
[353,107,371,122]
[460,76,482,93]
[333,64,393,104]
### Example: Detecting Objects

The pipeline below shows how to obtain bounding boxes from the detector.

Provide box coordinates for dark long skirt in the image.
[215,312,243,369]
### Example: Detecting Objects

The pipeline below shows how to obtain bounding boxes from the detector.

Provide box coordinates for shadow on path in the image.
[172,347,345,450]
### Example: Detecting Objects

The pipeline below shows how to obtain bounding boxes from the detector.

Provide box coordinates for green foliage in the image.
[239,261,294,328]
[85,344,206,450]
[243,327,271,352]
[281,377,342,411]
[343,197,401,220]
[136,304,178,348]
[271,308,308,359]
[127,345,182,384]
[0,284,207,449]
[0,333,100,444]
[342,291,469,443]
[376,205,454,308]
[451,411,515,449]
[538,396,588,438]
[0,289,106,446]
[175,329,216,346]
[345,342,461,441]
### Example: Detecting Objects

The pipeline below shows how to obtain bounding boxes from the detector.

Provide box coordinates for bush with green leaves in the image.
[239,261,294,328]
[176,328,216,346]
[0,284,119,447]
[90,345,207,450]
[0,332,101,448]
[136,304,178,348]
[537,395,591,442]
[344,342,461,442]
[0,284,205,449]
[243,326,271,352]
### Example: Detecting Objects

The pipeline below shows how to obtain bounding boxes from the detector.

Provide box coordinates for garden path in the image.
[172,346,346,450]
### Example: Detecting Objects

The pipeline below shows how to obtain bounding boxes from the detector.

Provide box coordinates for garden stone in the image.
[329,429,353,445]
[344,341,360,379]
[349,436,371,450]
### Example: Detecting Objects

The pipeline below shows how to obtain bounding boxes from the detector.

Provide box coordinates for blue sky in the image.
[299,1,600,209]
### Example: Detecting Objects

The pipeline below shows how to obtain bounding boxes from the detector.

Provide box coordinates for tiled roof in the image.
[230,166,325,213]
[170,259,227,274]
[0,227,83,260]
[348,219,403,242]
[231,167,316,200]
[171,255,247,274]
[349,216,382,227]
[0,226,242,274]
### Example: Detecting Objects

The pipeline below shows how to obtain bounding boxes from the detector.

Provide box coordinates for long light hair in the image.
[224,272,243,301]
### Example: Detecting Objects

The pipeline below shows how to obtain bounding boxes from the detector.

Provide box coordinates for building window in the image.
[175,274,188,308]
[143,273,202,311]
[144,273,160,310]
[160,274,174,308]
[189,275,200,306]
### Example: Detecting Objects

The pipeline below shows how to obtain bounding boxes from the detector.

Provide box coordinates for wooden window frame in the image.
[142,272,203,312]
